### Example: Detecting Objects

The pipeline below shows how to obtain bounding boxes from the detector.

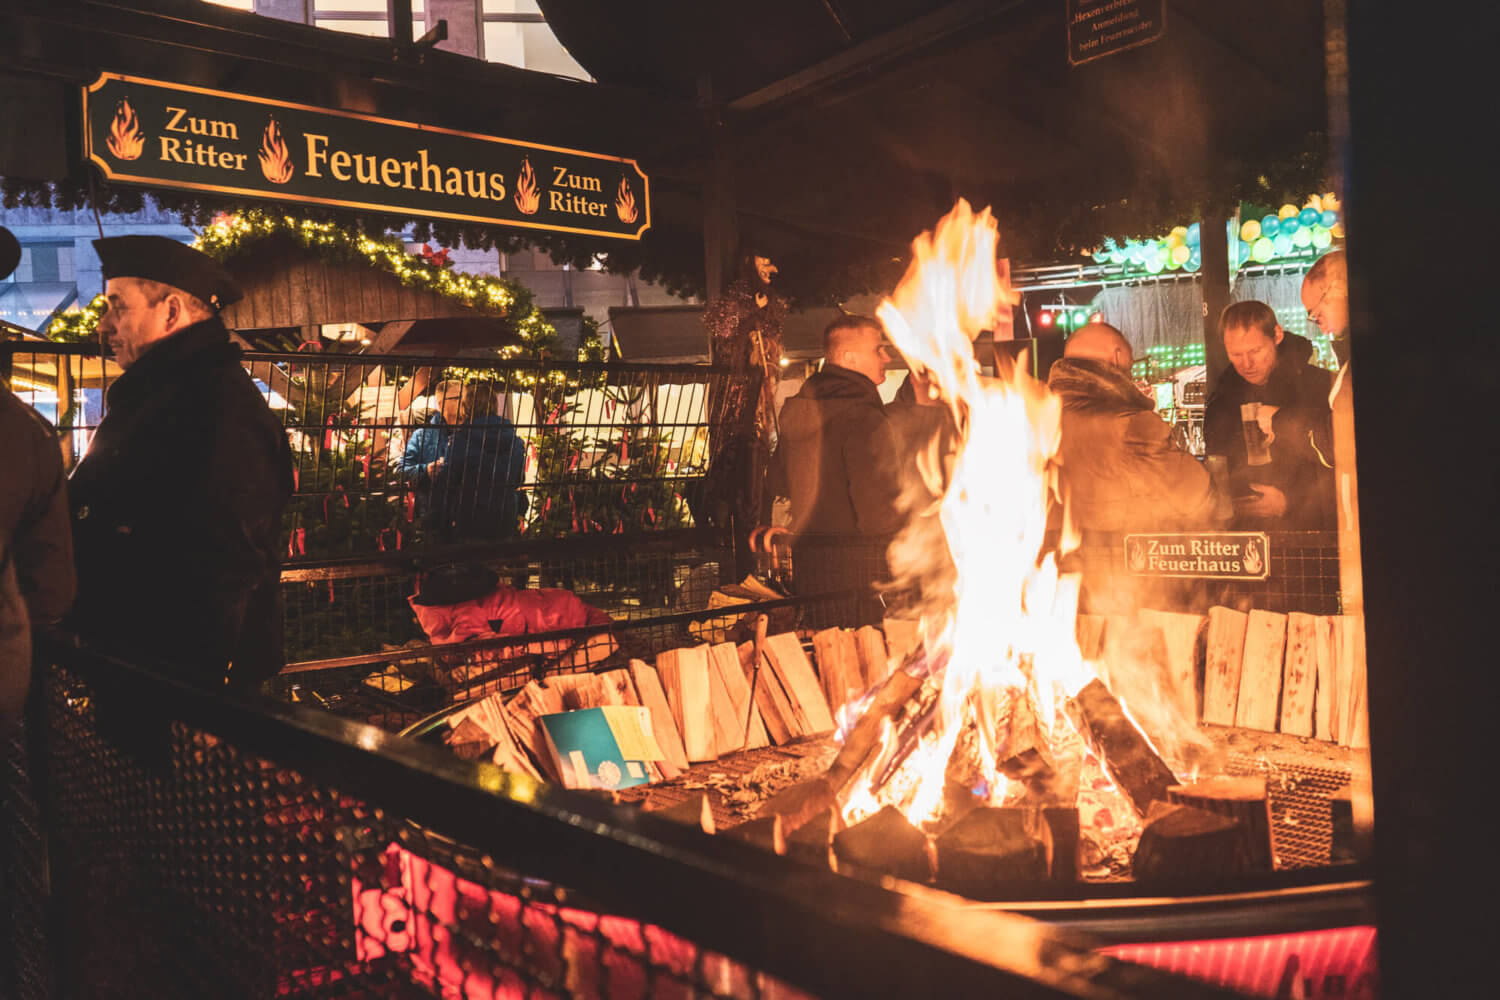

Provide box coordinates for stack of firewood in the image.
[443,621,916,784]
[1077,607,1369,747]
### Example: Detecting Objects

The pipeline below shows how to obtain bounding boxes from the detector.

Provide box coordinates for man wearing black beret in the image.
[67,235,293,692]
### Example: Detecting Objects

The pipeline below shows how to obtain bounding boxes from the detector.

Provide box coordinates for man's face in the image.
[1223,325,1282,387]
[97,277,172,369]
[754,256,778,284]
[846,325,890,386]
[1301,277,1349,338]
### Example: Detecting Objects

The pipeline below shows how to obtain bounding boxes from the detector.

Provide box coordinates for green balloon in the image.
[1251,236,1274,263]
[1292,226,1313,248]
[1312,226,1333,249]
[1145,250,1166,274]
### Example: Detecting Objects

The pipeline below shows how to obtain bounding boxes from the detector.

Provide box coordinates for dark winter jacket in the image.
[1,390,76,625]
[2,390,76,726]
[768,364,902,537]
[66,317,293,690]
[1205,332,1335,530]
[428,415,528,541]
[1047,358,1223,532]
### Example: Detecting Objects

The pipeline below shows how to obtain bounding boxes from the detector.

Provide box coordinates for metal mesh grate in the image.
[1227,752,1352,869]
[1,726,52,1000]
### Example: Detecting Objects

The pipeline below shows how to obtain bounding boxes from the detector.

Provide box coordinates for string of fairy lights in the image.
[47,210,573,374]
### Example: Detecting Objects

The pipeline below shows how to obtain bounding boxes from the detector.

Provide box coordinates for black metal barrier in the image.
[274,591,870,734]
[1,632,1240,1000]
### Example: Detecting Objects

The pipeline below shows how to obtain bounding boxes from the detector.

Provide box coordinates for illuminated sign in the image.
[83,73,650,240]
[1067,0,1166,66]
[1124,532,1270,580]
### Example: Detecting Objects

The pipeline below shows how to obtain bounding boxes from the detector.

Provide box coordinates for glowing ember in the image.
[615,177,639,224]
[258,118,294,184]
[841,201,1115,831]
[514,158,541,215]
[106,99,145,160]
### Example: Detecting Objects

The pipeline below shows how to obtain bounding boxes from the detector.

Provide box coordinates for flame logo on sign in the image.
[1242,538,1264,576]
[514,158,540,215]
[615,177,638,224]
[1127,539,1147,572]
[258,118,294,184]
[106,99,145,160]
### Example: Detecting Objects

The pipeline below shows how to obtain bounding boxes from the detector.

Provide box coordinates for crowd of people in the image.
[762,249,1353,594]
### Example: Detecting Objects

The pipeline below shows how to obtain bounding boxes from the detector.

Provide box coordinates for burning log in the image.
[1065,679,1177,817]
[1132,803,1252,882]
[934,807,1048,894]
[1167,776,1273,872]
[825,667,925,792]
[1235,610,1288,732]
[997,690,1056,797]
[1202,607,1248,725]
[832,805,932,883]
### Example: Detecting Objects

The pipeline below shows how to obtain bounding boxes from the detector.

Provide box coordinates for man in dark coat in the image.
[769,316,901,536]
[1205,301,1335,531]
[1048,323,1223,533]
[767,316,901,608]
[67,236,293,692]
[2,225,76,724]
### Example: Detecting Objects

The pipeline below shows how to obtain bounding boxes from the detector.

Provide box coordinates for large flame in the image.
[258,118,294,184]
[106,99,145,161]
[844,201,1099,827]
[514,158,540,215]
[615,177,639,224]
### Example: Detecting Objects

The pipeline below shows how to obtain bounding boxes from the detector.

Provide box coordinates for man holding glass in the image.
[1204,300,1335,530]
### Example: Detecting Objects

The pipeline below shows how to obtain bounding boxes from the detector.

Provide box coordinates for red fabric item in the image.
[410,585,611,646]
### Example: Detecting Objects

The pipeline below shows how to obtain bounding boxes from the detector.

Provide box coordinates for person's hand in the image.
[427,458,444,476]
[1255,404,1279,445]
[1239,483,1287,518]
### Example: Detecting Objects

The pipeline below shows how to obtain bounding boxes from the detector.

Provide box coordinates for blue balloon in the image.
[1260,214,1281,237]
[1186,222,1201,247]
[1272,233,1293,257]
[1186,249,1202,272]
[1320,209,1338,228]
[1299,206,1321,228]
[1093,249,1110,264]
[1237,239,1252,264]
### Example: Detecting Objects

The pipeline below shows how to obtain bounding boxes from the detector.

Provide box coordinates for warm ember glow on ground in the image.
[839,201,1141,856]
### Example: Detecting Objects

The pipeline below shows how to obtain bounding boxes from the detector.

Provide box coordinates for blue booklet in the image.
[539,706,664,791]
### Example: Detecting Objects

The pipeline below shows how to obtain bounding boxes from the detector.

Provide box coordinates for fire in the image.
[258,118,294,184]
[514,158,540,215]
[843,201,1105,828]
[106,99,145,160]
[615,177,638,224]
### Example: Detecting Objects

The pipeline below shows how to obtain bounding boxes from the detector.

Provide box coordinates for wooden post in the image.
[1201,213,1232,400]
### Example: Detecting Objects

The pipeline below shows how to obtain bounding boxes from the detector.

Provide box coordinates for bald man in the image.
[1046,323,1222,533]
[769,316,901,536]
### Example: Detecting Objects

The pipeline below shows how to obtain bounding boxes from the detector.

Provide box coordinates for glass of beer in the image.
[1240,402,1272,465]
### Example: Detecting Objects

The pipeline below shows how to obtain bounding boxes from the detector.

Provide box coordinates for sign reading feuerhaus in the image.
[1124,533,1270,581]
[83,73,650,240]
[1067,0,1166,66]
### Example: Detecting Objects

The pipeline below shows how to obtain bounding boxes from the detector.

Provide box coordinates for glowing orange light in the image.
[514,158,540,215]
[106,99,145,160]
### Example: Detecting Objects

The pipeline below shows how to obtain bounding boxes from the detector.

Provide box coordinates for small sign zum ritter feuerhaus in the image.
[1123,533,1270,581]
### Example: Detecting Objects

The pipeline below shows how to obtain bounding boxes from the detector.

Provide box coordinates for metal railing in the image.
[0,631,1240,1000]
